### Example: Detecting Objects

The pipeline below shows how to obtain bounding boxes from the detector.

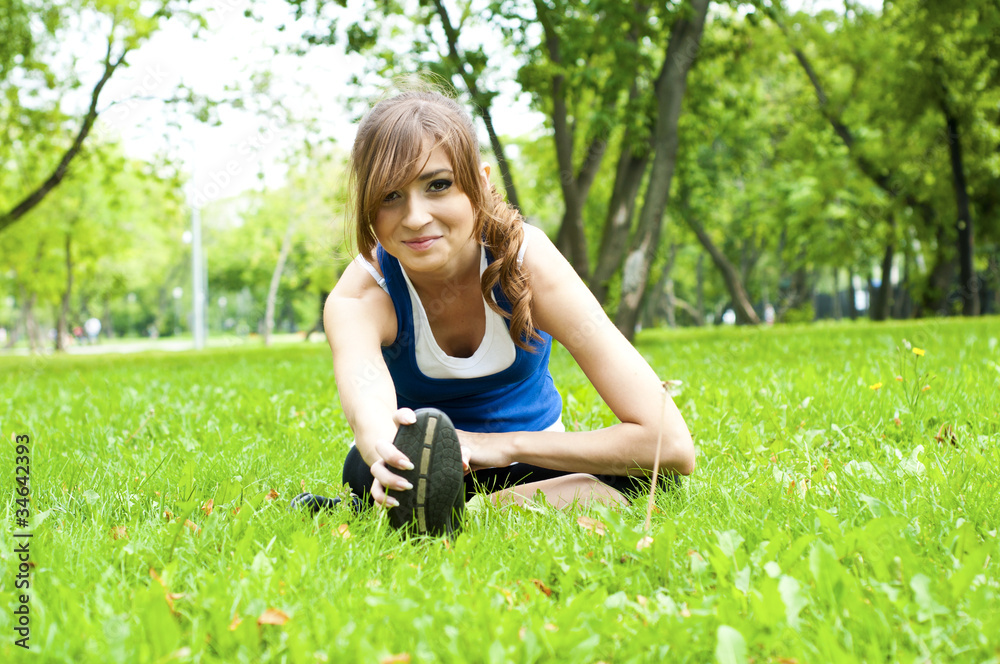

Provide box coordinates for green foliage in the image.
[0,141,187,334]
[1,317,998,661]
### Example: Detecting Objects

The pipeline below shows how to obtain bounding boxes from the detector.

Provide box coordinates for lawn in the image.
[1,317,998,663]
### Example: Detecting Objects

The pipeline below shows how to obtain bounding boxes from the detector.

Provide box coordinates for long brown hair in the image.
[350,90,542,350]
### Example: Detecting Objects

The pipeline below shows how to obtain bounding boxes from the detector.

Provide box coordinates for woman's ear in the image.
[480,162,491,190]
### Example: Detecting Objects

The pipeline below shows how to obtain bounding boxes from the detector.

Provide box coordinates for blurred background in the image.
[1,0,996,354]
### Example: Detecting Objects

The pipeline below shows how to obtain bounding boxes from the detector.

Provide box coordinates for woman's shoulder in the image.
[519,224,564,282]
[327,249,397,345]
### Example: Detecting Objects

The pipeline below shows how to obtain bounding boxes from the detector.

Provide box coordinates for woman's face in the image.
[373,141,485,277]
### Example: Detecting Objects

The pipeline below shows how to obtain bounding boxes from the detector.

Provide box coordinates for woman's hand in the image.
[369,408,473,507]
[457,429,511,472]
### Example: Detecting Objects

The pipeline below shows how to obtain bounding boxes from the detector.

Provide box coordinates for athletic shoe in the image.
[290,492,362,514]
[387,408,465,537]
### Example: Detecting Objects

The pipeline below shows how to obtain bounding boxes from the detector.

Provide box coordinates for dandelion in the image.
[869,382,883,391]
[912,347,925,357]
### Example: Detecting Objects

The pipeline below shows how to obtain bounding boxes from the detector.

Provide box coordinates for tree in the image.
[0,1,205,234]
[613,0,710,340]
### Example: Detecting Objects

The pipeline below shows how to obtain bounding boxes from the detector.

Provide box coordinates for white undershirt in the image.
[400,246,515,379]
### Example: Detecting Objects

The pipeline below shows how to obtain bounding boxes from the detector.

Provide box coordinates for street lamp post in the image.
[191,206,206,350]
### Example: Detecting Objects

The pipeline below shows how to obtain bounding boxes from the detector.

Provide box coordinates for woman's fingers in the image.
[369,409,421,507]
[392,407,417,426]
[374,437,415,472]
[369,477,399,508]
[370,458,413,494]
[460,444,471,474]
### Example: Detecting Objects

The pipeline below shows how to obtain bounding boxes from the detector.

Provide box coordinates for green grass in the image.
[1,317,998,663]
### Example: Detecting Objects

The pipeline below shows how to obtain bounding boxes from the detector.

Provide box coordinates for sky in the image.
[91,0,874,205]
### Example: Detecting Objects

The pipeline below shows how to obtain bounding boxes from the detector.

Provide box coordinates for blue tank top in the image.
[377,244,563,433]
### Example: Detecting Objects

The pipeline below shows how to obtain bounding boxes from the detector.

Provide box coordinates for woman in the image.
[295,90,694,534]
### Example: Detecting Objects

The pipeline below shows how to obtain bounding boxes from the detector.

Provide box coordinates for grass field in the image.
[1,317,998,663]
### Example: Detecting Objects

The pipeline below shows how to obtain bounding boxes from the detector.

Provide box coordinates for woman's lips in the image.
[403,237,439,251]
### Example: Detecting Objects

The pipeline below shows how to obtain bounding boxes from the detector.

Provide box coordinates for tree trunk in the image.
[102,297,114,338]
[696,252,705,324]
[919,223,956,316]
[686,216,761,325]
[588,80,652,304]
[831,267,842,321]
[264,221,296,347]
[429,0,521,211]
[642,243,678,328]
[24,293,39,354]
[892,245,911,319]
[589,141,650,304]
[614,0,711,340]
[991,252,1000,314]
[871,241,894,321]
[846,267,858,319]
[57,233,73,352]
[305,289,328,340]
[943,105,977,315]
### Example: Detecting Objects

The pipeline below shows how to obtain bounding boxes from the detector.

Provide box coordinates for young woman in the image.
[296,90,694,531]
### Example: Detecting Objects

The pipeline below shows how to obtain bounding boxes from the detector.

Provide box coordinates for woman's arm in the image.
[463,225,695,476]
[325,260,423,505]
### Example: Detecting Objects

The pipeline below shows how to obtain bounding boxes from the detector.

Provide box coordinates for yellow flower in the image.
[912,347,925,356]
[869,382,883,391]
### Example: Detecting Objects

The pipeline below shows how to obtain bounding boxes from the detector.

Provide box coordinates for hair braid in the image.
[480,185,543,352]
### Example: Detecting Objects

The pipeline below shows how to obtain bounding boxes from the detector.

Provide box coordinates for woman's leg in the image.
[488,473,629,509]
[342,445,376,508]
[345,446,677,510]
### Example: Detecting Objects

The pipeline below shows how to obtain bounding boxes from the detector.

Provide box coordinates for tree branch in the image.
[430,0,521,210]
[0,41,129,233]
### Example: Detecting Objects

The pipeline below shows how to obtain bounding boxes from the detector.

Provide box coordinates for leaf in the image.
[636,536,654,551]
[715,625,747,664]
[531,579,553,596]
[110,525,128,540]
[778,575,808,628]
[380,654,411,664]
[265,489,279,501]
[257,608,290,626]
[183,519,201,535]
[229,613,242,631]
[201,498,214,516]
[716,530,745,557]
[336,523,351,539]
[576,516,606,536]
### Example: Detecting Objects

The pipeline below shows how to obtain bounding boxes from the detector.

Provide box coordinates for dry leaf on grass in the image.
[110,525,128,540]
[229,613,242,631]
[531,579,552,596]
[576,515,606,536]
[265,489,279,501]
[336,523,351,539]
[257,608,289,626]
[636,536,654,551]
[201,498,214,516]
[380,653,411,664]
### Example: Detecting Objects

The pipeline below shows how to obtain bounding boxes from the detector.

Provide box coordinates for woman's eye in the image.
[383,191,400,203]
[428,179,452,193]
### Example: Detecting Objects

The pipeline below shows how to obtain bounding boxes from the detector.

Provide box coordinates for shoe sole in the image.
[387,408,464,536]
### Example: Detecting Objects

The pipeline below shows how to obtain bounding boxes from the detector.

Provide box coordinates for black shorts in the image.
[342,445,679,508]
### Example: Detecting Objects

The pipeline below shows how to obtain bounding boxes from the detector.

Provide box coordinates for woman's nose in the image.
[402,196,432,229]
